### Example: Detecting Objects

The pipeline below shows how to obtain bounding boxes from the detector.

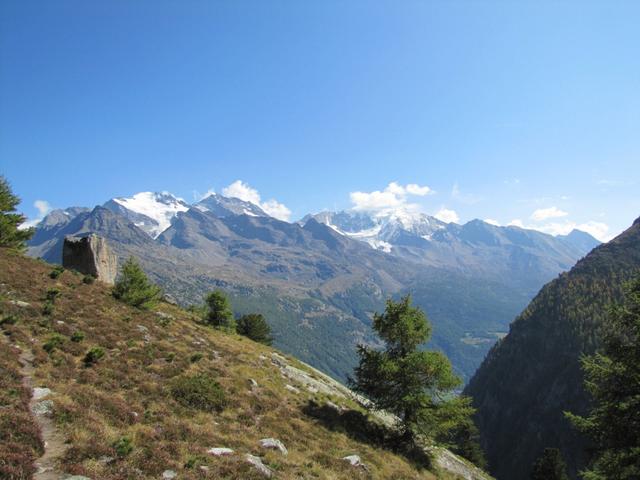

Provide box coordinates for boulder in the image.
[32,387,52,400]
[259,438,288,455]
[245,454,272,478]
[162,470,177,479]
[342,455,365,467]
[207,447,234,456]
[62,234,117,284]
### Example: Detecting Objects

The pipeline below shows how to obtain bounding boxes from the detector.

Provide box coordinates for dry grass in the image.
[0,249,462,479]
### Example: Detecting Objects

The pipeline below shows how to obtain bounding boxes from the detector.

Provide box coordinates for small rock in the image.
[199,466,209,472]
[285,384,300,394]
[32,400,53,416]
[162,470,177,479]
[245,454,272,478]
[207,447,234,456]
[136,324,148,332]
[248,378,258,388]
[162,293,178,305]
[65,476,92,480]
[98,456,115,465]
[342,455,365,468]
[9,300,30,308]
[32,387,52,400]
[155,311,174,320]
[307,386,319,394]
[259,438,288,455]
[258,354,267,361]
[56,320,65,325]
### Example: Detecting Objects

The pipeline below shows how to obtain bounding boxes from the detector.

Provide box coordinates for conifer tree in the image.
[350,295,474,443]
[0,176,34,251]
[567,277,640,480]
[531,448,569,480]
[112,257,162,309]
[204,290,235,331]
[236,313,272,345]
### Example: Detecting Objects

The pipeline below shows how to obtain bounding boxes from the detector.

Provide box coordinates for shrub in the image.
[165,352,176,363]
[170,373,226,412]
[82,274,95,285]
[113,436,133,457]
[203,290,235,331]
[236,313,273,345]
[112,257,162,309]
[0,314,18,326]
[83,347,105,366]
[49,265,65,279]
[70,331,85,343]
[45,288,61,303]
[189,352,203,363]
[43,334,65,353]
[42,301,54,316]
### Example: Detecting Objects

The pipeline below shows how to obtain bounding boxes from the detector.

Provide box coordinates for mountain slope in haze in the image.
[0,248,490,480]
[464,216,640,480]
[26,192,598,384]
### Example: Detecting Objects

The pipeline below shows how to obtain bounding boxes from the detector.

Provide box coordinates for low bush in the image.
[189,352,203,363]
[70,331,85,343]
[82,275,95,285]
[113,436,133,457]
[45,288,61,303]
[170,373,226,412]
[42,301,54,316]
[43,333,65,353]
[49,265,64,279]
[0,314,18,326]
[83,347,105,366]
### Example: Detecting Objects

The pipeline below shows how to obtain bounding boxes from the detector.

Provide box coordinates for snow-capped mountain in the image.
[103,192,190,238]
[194,193,268,218]
[302,210,448,253]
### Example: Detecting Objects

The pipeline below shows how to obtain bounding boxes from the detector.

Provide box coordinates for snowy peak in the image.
[194,193,268,218]
[103,192,189,238]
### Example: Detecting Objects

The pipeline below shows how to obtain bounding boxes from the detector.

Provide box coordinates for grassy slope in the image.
[0,249,468,480]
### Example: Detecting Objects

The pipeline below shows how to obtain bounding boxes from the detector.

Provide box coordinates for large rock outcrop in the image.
[62,234,117,284]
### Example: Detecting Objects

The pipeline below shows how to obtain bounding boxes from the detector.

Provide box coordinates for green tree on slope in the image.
[236,313,272,345]
[112,257,162,309]
[0,176,33,251]
[567,277,640,480]
[204,290,235,331]
[350,295,474,445]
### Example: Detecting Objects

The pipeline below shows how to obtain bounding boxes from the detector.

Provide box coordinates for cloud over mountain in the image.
[222,180,291,221]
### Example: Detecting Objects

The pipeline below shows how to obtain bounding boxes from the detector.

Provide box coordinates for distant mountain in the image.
[558,228,602,252]
[26,191,600,384]
[194,193,268,218]
[103,191,190,238]
[464,216,640,480]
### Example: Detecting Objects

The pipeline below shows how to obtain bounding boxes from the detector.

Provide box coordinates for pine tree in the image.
[567,277,640,480]
[531,448,569,480]
[236,313,272,345]
[204,290,235,331]
[112,257,162,309]
[350,295,474,443]
[0,176,34,251]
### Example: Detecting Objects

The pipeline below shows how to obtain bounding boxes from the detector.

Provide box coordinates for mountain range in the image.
[464,215,640,479]
[27,191,599,383]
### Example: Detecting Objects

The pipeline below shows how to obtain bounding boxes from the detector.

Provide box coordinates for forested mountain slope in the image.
[464,216,640,479]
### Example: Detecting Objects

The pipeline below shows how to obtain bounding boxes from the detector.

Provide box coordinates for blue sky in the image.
[1,1,638,240]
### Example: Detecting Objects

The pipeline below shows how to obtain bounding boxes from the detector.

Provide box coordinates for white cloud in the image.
[451,182,482,205]
[508,216,611,242]
[531,206,568,222]
[21,200,51,229]
[349,182,433,215]
[484,218,500,226]
[434,208,460,224]
[222,180,291,221]
[508,219,525,228]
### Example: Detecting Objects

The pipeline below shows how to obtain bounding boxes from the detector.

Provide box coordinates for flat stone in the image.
[65,476,92,480]
[245,454,272,478]
[32,387,52,400]
[207,447,234,456]
[248,378,258,388]
[162,470,177,479]
[259,438,288,455]
[9,300,30,308]
[32,400,53,416]
[285,384,300,394]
